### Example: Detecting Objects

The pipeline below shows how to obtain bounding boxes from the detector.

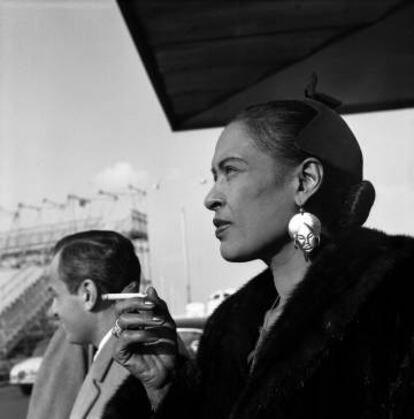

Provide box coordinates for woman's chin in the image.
[220,244,256,263]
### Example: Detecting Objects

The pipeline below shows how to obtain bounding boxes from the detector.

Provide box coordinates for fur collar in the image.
[201,227,414,417]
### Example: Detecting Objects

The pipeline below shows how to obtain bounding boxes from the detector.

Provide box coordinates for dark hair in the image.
[233,100,375,233]
[53,230,141,294]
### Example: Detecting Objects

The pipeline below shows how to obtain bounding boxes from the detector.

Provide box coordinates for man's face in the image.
[49,254,91,344]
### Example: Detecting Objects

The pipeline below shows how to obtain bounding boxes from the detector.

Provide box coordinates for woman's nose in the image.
[204,184,224,211]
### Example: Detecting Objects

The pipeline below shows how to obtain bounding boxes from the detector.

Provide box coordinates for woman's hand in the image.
[113,287,178,394]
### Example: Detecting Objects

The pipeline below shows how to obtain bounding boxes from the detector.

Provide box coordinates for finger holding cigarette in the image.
[114,287,174,339]
[114,287,167,319]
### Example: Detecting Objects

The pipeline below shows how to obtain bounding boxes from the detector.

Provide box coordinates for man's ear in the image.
[294,157,324,206]
[78,279,98,311]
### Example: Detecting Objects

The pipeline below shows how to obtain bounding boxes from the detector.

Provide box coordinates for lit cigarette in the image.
[102,293,147,300]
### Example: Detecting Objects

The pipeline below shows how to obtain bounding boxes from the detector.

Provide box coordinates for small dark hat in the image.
[298,76,363,181]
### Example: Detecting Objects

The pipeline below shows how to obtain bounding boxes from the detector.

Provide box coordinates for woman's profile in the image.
[108,97,414,419]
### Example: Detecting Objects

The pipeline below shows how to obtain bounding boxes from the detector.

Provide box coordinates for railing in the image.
[0,211,148,262]
[0,218,102,258]
[0,269,51,357]
[0,266,45,314]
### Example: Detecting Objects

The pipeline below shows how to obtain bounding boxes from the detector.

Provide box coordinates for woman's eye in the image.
[224,166,237,176]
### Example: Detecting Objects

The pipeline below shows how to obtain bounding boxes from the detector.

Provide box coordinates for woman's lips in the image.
[214,219,232,238]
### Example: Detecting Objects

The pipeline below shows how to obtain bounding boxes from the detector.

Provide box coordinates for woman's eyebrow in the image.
[217,156,247,169]
[211,156,248,176]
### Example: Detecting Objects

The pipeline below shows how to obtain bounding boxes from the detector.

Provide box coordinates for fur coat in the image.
[106,227,414,419]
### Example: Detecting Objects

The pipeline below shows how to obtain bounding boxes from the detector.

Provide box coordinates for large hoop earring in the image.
[288,208,321,261]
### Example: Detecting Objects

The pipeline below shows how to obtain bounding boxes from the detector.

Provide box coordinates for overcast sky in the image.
[1,0,414,314]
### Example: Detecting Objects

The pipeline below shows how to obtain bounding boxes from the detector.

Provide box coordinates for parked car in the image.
[9,316,208,395]
[0,359,13,385]
[175,316,207,358]
[206,288,235,315]
[9,338,50,395]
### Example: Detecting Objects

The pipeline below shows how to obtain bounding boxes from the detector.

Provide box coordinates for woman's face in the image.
[204,121,298,262]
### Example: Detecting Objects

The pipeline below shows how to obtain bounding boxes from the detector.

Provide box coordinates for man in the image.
[28,230,146,419]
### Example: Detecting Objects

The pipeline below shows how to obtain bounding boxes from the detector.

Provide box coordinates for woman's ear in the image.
[295,157,324,206]
[78,279,98,311]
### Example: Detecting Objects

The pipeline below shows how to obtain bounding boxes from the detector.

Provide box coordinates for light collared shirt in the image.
[93,329,113,362]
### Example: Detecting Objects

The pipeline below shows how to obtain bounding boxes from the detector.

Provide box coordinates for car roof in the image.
[174,316,208,329]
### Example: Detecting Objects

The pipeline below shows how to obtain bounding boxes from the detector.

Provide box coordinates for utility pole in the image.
[180,206,192,304]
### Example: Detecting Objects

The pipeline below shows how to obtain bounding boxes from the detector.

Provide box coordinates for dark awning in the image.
[117,0,414,131]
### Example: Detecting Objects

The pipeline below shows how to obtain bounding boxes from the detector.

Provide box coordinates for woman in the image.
[108,98,414,419]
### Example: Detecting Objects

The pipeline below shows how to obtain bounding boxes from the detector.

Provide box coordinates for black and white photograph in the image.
[1,1,414,418]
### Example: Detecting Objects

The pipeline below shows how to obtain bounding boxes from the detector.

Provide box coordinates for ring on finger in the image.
[111,319,123,338]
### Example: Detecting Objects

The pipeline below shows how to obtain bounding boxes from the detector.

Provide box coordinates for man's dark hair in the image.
[53,230,141,294]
